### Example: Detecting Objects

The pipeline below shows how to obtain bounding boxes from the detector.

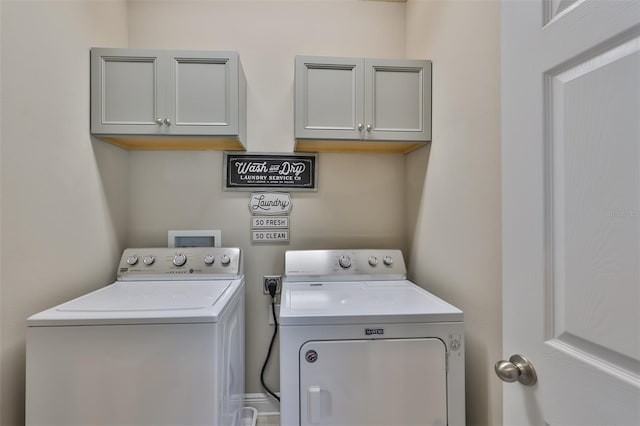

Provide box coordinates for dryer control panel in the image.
[284,249,407,282]
[117,247,242,281]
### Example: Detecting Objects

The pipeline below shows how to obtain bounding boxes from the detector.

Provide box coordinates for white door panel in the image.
[502,0,640,424]
[299,338,447,426]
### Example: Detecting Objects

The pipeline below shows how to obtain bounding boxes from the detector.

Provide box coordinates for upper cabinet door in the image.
[91,48,166,135]
[166,51,240,136]
[364,59,431,142]
[295,56,365,140]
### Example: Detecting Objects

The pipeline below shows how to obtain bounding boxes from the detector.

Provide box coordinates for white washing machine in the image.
[26,247,245,426]
[279,249,464,426]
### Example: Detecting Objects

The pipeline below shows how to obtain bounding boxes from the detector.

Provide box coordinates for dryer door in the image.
[299,338,447,426]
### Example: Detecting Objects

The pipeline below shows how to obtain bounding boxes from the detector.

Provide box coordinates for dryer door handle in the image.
[307,386,323,424]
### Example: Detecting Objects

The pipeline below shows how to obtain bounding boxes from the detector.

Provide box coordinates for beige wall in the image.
[124,0,408,396]
[405,1,502,425]
[0,1,502,425]
[0,1,130,423]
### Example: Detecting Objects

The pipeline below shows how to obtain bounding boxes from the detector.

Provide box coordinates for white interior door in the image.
[502,1,640,424]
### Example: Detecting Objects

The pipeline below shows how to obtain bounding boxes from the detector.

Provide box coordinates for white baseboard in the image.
[243,392,280,415]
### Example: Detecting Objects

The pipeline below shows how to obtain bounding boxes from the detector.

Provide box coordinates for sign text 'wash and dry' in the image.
[224,153,317,191]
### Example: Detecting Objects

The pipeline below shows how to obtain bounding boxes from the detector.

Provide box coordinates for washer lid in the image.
[279,280,463,325]
[28,279,243,326]
[58,281,231,311]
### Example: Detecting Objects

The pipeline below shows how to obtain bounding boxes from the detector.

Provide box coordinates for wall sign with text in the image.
[249,192,292,244]
[224,152,317,191]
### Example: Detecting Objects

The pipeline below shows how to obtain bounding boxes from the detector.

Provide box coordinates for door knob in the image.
[495,354,537,386]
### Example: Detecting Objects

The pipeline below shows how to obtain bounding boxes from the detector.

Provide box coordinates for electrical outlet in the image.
[263,275,282,295]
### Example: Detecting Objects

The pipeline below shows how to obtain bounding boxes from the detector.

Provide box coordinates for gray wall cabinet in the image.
[294,56,431,153]
[91,48,246,150]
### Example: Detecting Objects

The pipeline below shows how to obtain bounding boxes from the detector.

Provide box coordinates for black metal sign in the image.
[224,153,317,191]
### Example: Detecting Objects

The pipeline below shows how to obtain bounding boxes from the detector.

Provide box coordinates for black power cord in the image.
[260,281,280,402]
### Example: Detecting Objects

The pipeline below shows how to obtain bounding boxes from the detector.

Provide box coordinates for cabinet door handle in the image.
[366,124,372,132]
[357,123,363,131]
[163,118,171,126]
[155,118,164,125]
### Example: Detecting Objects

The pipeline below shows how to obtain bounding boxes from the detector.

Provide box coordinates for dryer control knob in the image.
[126,255,138,266]
[338,255,352,269]
[204,254,215,265]
[143,256,155,266]
[173,253,187,267]
[220,255,231,266]
[383,256,393,266]
[368,256,378,266]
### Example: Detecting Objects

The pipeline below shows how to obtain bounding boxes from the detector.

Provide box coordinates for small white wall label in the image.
[252,230,290,243]
[249,192,292,215]
[252,216,289,229]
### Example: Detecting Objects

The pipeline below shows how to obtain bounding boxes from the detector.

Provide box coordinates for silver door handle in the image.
[366,124,372,132]
[155,118,163,125]
[495,354,537,386]
[357,123,363,131]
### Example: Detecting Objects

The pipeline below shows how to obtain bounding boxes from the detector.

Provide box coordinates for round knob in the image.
[220,254,231,266]
[495,354,537,386]
[163,118,171,126]
[338,255,352,269]
[368,256,378,266]
[366,124,372,132]
[172,253,187,267]
[204,254,215,265]
[383,256,393,266]
[357,123,364,131]
[143,256,155,266]
[126,255,138,266]
[155,118,163,125]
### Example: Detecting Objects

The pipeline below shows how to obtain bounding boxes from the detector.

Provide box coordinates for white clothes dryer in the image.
[279,249,464,426]
[26,247,245,426]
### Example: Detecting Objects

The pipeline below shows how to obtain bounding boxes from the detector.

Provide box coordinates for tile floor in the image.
[256,414,280,426]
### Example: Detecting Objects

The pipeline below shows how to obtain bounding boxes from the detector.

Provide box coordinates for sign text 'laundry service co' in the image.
[224,152,317,191]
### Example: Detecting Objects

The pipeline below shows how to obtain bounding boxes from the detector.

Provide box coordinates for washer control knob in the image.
[173,253,187,267]
[220,254,231,266]
[204,254,215,265]
[143,256,155,266]
[368,256,378,266]
[338,255,352,269]
[383,256,393,266]
[126,255,138,266]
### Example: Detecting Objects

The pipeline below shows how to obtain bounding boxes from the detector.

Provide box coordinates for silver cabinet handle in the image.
[495,354,537,386]
[357,123,363,131]
[163,118,171,126]
[366,124,372,132]
[155,118,163,125]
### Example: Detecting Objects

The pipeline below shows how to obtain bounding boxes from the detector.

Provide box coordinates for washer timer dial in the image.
[172,253,187,267]
[338,255,352,269]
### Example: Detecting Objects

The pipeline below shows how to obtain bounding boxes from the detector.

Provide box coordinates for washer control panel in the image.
[117,247,242,281]
[284,249,407,281]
